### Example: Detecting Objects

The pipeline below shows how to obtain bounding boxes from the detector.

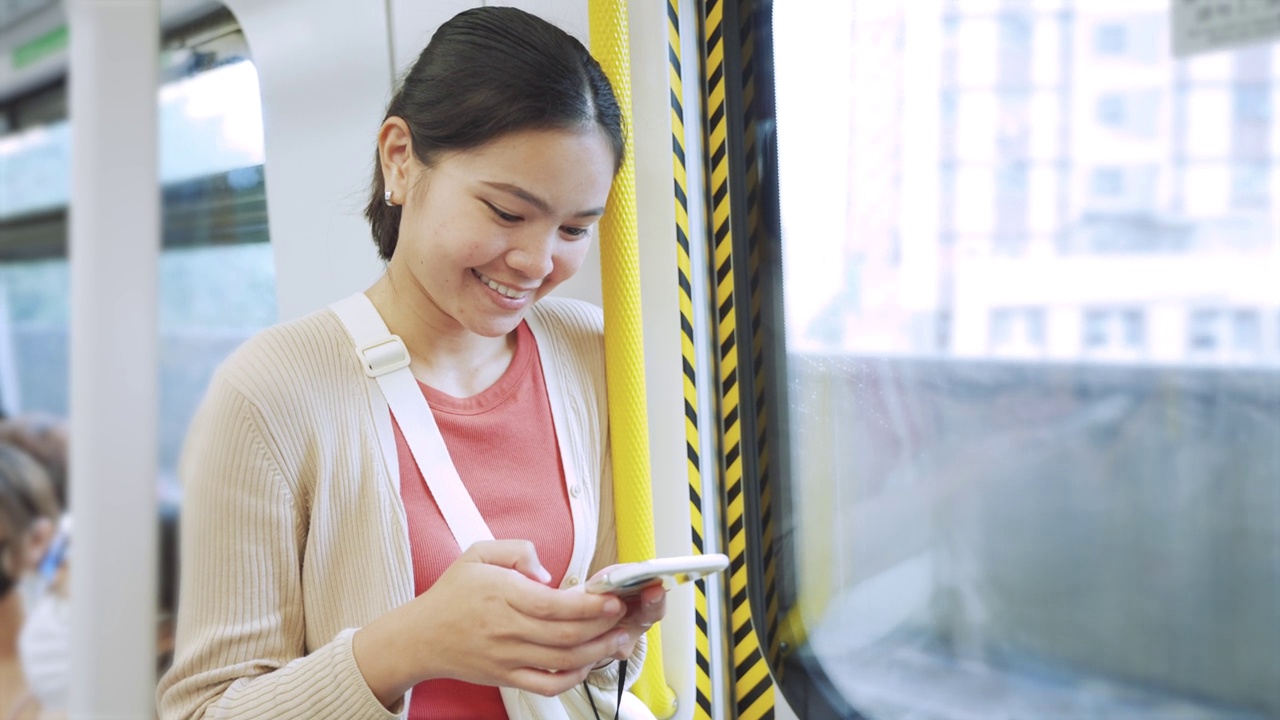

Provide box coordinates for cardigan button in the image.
[569,483,582,498]
[565,576,581,587]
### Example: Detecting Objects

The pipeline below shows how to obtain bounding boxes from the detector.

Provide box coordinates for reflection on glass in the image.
[775,1,1279,718]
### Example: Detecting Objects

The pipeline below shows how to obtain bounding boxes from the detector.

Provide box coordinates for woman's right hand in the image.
[352,540,630,708]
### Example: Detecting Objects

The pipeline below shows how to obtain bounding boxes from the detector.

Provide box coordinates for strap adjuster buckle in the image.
[359,336,410,377]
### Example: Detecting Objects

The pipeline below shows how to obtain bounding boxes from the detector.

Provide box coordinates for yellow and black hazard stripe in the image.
[735,0,782,675]
[698,0,777,717]
[669,0,716,718]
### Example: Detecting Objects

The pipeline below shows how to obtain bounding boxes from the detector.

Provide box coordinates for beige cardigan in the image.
[157,298,642,720]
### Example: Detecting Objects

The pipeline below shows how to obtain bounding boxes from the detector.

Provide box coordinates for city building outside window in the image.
[1094,23,1128,56]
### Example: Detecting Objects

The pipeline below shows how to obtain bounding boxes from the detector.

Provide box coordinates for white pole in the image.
[67,0,160,717]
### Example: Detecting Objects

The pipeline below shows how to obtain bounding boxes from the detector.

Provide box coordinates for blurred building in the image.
[812,0,1280,366]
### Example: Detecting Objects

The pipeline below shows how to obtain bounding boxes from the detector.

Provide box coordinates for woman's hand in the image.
[586,567,668,663]
[353,540,631,708]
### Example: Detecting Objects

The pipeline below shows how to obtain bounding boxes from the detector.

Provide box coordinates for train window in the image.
[770,1,1279,718]
[0,8,275,486]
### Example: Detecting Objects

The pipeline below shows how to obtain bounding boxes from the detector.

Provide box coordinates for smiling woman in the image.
[156,7,664,720]
[362,7,624,266]
[369,127,614,364]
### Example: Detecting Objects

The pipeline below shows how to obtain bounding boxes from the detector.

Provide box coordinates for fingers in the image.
[627,584,666,627]
[500,628,630,696]
[506,665,595,698]
[509,581,626,623]
[503,598,625,653]
[456,543,631,645]
[464,539,552,583]
[515,629,631,675]
[610,585,667,660]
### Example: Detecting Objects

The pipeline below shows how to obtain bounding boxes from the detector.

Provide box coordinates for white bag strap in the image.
[330,293,494,551]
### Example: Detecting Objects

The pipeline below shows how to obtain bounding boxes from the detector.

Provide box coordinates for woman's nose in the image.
[507,230,556,279]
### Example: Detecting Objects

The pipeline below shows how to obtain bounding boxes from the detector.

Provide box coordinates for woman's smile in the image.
[473,270,537,301]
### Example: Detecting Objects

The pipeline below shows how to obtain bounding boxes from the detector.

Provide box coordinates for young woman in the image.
[157,8,665,719]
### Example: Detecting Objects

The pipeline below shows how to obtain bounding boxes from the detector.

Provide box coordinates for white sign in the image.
[1173,0,1280,57]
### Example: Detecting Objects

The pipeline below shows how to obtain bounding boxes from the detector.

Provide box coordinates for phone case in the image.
[584,553,729,595]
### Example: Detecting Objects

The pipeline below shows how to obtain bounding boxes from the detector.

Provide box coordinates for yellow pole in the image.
[587,0,678,715]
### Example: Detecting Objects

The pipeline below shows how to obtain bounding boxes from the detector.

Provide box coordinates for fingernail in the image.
[535,565,552,583]
[616,632,630,649]
[602,598,622,615]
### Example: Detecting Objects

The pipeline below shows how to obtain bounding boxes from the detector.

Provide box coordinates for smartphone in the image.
[583,553,729,597]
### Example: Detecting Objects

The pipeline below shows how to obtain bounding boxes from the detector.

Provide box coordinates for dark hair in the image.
[365,7,625,261]
[0,443,59,593]
[0,414,67,509]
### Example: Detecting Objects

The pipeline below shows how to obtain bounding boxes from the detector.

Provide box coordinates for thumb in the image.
[463,539,553,584]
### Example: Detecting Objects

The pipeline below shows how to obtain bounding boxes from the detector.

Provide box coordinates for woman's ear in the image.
[22,516,55,573]
[378,117,416,206]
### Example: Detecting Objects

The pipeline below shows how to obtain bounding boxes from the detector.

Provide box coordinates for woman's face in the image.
[386,126,615,339]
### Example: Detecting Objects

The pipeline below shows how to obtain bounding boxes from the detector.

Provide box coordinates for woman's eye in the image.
[561,226,590,239]
[484,202,522,223]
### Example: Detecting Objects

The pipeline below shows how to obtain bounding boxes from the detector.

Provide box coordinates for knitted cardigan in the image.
[157,297,643,720]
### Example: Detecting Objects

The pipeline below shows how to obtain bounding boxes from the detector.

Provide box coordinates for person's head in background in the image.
[0,415,68,512]
[0,443,61,608]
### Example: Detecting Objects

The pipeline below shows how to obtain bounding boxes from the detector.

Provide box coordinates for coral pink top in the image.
[395,321,574,718]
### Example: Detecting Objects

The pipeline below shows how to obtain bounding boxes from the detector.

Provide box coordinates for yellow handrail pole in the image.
[588,0,679,714]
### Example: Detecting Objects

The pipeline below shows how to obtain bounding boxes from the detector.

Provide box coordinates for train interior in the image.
[0,0,1277,718]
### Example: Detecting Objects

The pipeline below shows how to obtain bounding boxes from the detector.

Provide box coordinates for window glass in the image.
[1120,309,1144,348]
[0,21,274,485]
[0,259,69,414]
[1232,310,1261,352]
[1094,23,1127,55]
[1097,93,1125,126]
[0,60,264,224]
[773,1,1280,718]
[0,122,69,219]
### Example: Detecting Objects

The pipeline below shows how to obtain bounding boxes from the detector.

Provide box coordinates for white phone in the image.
[583,553,729,597]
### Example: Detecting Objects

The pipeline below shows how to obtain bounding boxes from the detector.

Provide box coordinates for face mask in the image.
[18,593,70,713]
[16,573,40,616]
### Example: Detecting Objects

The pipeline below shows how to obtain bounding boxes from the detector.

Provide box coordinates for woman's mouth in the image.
[473,269,533,300]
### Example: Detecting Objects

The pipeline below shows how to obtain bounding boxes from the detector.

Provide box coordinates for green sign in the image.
[12,25,68,71]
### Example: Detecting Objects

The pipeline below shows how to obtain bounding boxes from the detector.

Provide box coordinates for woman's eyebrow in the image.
[481,182,605,218]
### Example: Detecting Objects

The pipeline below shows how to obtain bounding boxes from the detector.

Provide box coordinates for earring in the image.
[384,190,394,207]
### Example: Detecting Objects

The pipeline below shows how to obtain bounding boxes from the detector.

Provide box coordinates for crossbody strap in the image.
[330,292,494,551]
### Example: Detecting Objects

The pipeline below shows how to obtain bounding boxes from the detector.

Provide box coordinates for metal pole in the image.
[67,0,160,716]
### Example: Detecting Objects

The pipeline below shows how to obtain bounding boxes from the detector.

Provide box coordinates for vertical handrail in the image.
[587,0,679,714]
[67,0,161,716]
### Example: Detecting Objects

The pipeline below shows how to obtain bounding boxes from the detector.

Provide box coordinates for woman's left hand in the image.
[589,569,667,662]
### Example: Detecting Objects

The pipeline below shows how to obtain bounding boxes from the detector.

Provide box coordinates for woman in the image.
[157,7,665,720]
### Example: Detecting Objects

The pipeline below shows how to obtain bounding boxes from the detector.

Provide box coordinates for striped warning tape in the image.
[669,0,716,717]
[699,0,777,716]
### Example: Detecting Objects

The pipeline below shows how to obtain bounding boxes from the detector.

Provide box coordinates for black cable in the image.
[585,658,628,720]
